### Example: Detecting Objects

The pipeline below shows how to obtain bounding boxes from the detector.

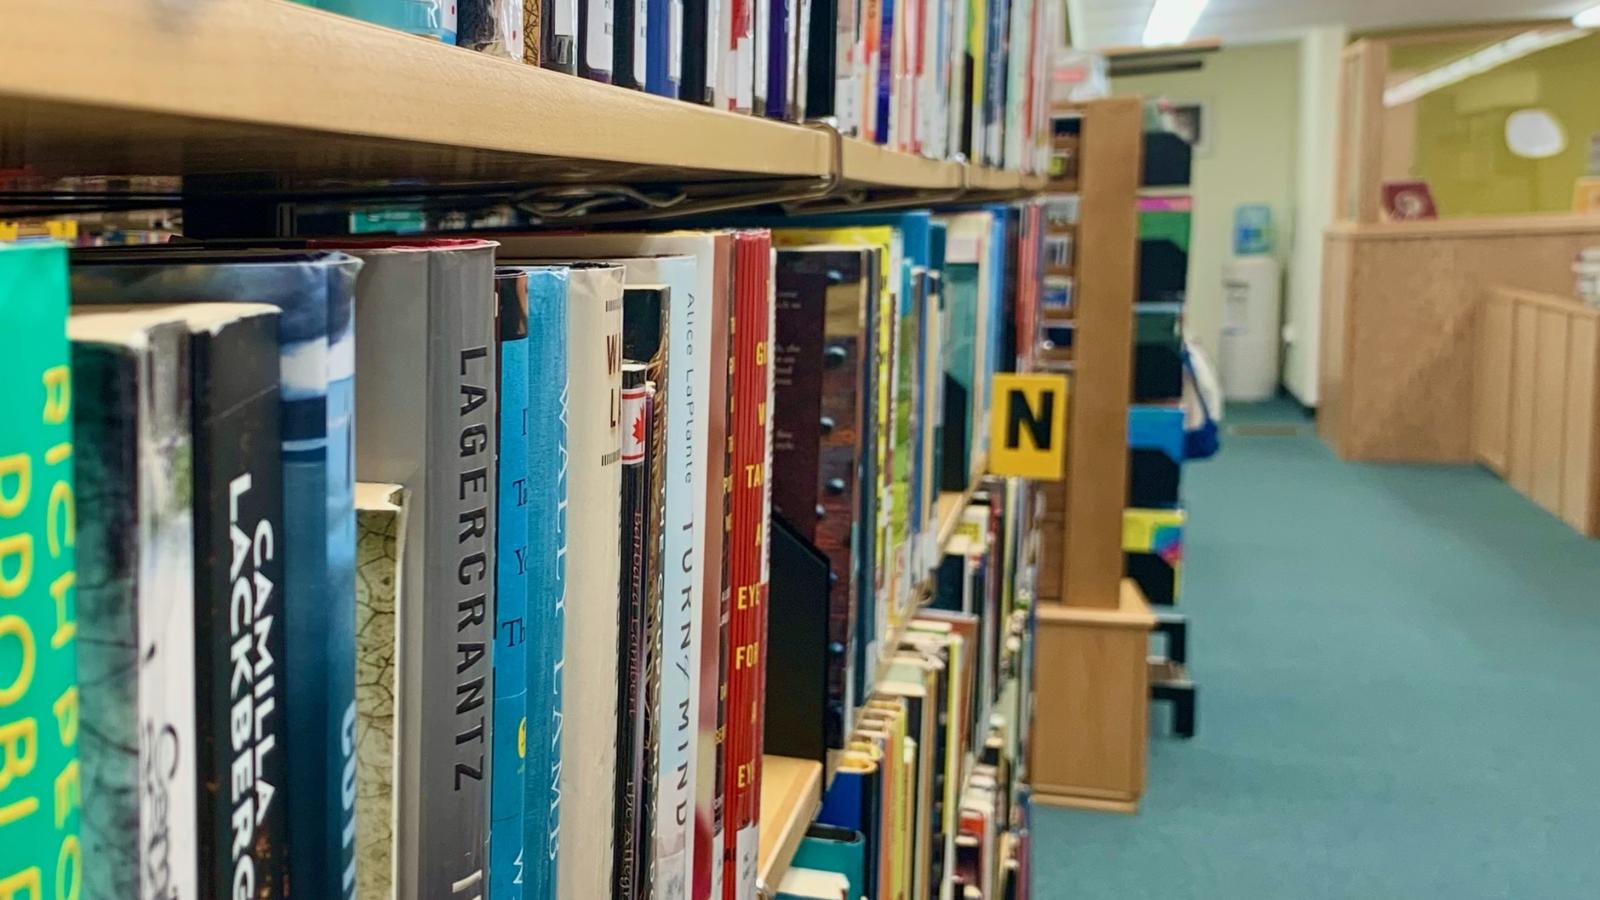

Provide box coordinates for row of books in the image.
[0,203,1041,900]
[290,0,1058,170]
[787,478,1037,900]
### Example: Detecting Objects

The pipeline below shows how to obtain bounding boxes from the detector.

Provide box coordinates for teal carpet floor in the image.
[1031,401,1600,898]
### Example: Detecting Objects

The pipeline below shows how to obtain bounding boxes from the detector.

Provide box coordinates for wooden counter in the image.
[1318,215,1600,462]
[1474,287,1600,537]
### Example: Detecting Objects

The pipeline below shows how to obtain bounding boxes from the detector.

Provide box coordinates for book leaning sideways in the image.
[71,247,365,900]
[0,243,80,900]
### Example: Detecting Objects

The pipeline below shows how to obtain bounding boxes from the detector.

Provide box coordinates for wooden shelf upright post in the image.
[1029,96,1157,814]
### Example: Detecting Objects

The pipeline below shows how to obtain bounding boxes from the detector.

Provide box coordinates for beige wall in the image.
[1114,42,1303,370]
[1285,26,1346,406]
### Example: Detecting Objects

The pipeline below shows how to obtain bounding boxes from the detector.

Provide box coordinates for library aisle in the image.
[1033,401,1600,898]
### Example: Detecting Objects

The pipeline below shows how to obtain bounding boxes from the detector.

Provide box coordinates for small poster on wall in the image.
[1382,180,1439,221]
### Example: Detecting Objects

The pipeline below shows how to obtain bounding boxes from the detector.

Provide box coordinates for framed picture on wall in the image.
[1162,100,1213,158]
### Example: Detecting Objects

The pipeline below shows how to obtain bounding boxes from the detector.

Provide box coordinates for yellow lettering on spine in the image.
[47,575,74,650]
[42,366,70,425]
[0,618,34,706]
[52,688,77,746]
[46,481,73,559]
[0,797,37,828]
[0,866,40,900]
[0,717,36,790]
[53,761,79,827]
[0,537,31,600]
[0,456,27,518]
[42,445,69,468]
[755,342,767,365]
[55,836,81,900]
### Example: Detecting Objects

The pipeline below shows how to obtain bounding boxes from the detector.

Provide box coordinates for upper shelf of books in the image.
[0,0,1046,200]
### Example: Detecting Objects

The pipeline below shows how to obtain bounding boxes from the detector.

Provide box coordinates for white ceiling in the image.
[1072,0,1597,48]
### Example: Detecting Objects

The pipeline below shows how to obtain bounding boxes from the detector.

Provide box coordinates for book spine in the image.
[328,262,362,900]
[459,0,522,58]
[642,378,666,900]
[615,0,644,88]
[493,271,532,900]
[646,0,683,97]
[679,0,710,102]
[524,0,544,63]
[694,250,735,900]
[522,268,570,900]
[789,0,806,119]
[139,322,201,900]
[874,0,893,144]
[763,0,788,118]
[72,338,139,900]
[617,364,651,900]
[0,247,73,900]
[723,234,771,900]
[191,311,288,900]
[420,252,497,899]
[580,0,616,80]
[556,266,624,900]
[543,0,578,70]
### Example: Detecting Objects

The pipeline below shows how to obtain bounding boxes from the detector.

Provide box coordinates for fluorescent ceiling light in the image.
[1384,27,1587,107]
[1143,0,1210,47]
[1576,4,1600,27]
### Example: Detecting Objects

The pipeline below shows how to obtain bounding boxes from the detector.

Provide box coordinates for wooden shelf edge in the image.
[0,0,1051,197]
[758,755,824,891]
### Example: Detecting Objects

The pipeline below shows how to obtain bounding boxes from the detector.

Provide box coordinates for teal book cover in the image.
[0,243,79,900]
[520,266,570,900]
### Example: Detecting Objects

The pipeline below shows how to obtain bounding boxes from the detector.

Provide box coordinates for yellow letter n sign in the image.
[988,374,1069,481]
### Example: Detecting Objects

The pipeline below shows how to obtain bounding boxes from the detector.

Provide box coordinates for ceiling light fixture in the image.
[1576,4,1600,27]
[1142,0,1211,47]
[1384,27,1587,107]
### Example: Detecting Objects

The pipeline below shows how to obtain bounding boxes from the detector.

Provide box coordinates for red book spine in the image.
[723,231,772,900]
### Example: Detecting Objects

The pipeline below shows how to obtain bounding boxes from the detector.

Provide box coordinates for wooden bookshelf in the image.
[758,755,824,892]
[0,0,1045,208]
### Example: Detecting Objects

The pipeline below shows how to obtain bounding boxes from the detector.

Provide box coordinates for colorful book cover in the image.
[723,232,773,900]
[493,269,533,900]
[524,0,544,63]
[460,0,523,57]
[492,235,723,900]
[69,309,198,900]
[318,0,457,41]
[0,242,76,900]
[71,247,364,900]
[337,240,499,900]
[618,362,654,900]
[353,483,405,900]
[521,266,571,900]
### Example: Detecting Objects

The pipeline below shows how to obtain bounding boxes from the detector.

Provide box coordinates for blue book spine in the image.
[493,271,533,900]
[874,0,894,144]
[765,0,789,118]
[522,267,571,900]
[325,262,361,900]
[646,0,682,97]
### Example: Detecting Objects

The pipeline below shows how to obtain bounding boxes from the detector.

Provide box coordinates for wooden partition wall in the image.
[1474,287,1600,537]
[1319,216,1600,462]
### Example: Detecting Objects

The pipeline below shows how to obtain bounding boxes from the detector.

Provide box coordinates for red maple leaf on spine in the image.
[632,408,647,449]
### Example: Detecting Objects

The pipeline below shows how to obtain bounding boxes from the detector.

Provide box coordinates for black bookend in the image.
[765,512,834,766]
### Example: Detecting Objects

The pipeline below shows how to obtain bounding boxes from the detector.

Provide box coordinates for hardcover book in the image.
[580,0,616,80]
[618,362,656,900]
[680,0,714,103]
[521,266,573,900]
[460,0,523,57]
[69,308,201,900]
[353,483,406,900]
[0,243,79,900]
[543,0,578,70]
[615,0,649,88]
[494,269,533,900]
[645,0,683,97]
[71,248,365,900]
[339,240,500,900]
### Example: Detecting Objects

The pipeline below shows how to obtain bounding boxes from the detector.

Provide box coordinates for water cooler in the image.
[1220,205,1283,402]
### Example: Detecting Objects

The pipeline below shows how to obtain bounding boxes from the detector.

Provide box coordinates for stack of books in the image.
[0,203,1045,900]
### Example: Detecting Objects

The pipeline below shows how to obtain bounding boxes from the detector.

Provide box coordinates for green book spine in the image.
[0,243,79,900]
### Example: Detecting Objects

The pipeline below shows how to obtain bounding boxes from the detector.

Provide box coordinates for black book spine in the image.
[616,363,651,900]
[679,0,712,103]
[803,0,835,119]
[615,0,642,89]
[191,311,288,900]
[543,0,578,72]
